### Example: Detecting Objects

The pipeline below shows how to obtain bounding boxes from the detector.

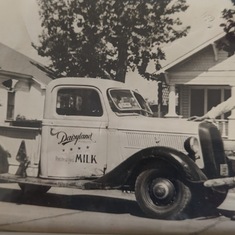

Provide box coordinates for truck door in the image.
[40,86,108,179]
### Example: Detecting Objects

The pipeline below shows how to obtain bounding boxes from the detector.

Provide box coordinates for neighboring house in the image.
[155,31,235,141]
[0,43,54,123]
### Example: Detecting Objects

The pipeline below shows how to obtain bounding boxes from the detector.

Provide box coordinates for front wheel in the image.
[135,168,191,219]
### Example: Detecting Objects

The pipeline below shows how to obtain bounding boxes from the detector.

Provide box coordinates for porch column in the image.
[165,83,180,118]
[228,86,235,140]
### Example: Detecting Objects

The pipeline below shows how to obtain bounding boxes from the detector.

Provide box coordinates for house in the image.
[154,30,235,142]
[0,43,54,123]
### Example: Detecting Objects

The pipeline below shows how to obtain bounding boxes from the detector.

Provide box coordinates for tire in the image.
[135,168,191,220]
[18,183,51,195]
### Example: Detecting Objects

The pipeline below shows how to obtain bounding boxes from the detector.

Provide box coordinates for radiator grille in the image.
[125,132,190,153]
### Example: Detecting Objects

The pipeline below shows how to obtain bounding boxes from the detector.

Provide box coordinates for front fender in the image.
[96,146,207,188]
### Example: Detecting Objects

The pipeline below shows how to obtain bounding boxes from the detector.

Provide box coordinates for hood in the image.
[109,116,200,135]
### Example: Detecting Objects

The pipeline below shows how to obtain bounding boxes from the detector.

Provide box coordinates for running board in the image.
[0,173,105,190]
[204,177,235,188]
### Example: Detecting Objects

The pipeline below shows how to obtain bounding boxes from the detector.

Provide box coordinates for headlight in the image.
[184,137,199,154]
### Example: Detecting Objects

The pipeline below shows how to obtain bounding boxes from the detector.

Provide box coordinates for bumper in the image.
[204,177,235,188]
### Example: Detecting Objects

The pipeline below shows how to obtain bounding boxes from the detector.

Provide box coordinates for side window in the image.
[7,91,15,120]
[56,88,103,117]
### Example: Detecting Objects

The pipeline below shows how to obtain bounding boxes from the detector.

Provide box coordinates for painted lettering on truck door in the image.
[40,87,108,178]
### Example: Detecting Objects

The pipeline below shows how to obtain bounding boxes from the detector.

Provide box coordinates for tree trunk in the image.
[116,39,128,83]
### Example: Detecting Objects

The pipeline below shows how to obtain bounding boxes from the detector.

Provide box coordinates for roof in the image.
[186,54,235,86]
[152,31,226,75]
[151,0,232,75]
[0,42,54,86]
[47,77,126,93]
[163,32,225,71]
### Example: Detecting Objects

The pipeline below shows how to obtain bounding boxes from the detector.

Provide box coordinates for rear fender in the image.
[96,146,207,188]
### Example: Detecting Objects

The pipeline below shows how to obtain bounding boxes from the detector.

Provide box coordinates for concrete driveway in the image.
[0,183,235,234]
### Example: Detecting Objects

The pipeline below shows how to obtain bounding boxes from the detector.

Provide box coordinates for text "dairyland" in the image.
[50,129,94,145]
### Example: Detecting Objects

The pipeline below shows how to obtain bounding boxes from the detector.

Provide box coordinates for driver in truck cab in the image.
[67,95,83,115]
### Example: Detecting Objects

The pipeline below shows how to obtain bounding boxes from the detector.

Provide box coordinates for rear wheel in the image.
[18,183,51,195]
[135,168,191,219]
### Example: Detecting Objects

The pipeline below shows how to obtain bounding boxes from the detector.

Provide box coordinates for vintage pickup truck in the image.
[0,77,233,219]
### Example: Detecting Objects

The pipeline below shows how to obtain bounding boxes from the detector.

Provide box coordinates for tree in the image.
[34,0,189,82]
[220,0,235,57]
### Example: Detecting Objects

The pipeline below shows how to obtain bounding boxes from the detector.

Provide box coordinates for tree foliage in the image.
[34,0,189,82]
[220,0,235,57]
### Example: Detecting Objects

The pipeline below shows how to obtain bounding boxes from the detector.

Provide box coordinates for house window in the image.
[207,89,221,112]
[190,89,204,116]
[7,91,15,120]
[190,87,231,119]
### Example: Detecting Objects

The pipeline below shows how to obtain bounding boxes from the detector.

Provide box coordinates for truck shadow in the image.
[0,186,225,220]
[0,186,145,218]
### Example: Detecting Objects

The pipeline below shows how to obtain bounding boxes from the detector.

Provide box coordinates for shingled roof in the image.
[149,0,232,75]
[0,42,55,86]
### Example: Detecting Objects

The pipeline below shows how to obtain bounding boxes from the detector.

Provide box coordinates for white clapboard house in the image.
[156,30,235,145]
[0,43,54,123]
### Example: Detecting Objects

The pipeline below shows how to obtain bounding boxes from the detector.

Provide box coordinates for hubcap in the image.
[152,178,175,201]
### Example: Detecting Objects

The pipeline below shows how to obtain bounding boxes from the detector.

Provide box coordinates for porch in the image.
[219,119,235,157]
[216,119,229,138]
[163,71,235,143]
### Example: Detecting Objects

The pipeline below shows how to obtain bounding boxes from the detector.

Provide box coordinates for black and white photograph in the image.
[0,0,235,234]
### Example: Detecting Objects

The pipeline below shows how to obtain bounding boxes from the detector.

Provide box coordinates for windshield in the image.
[108,89,153,116]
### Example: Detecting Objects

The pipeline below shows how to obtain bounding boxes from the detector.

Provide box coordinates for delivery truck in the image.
[0,77,232,219]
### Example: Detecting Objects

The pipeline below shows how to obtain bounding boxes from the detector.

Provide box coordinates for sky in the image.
[0,0,232,65]
[0,0,233,101]
[0,0,47,64]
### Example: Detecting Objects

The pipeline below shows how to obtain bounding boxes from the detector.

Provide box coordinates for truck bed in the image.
[0,123,42,177]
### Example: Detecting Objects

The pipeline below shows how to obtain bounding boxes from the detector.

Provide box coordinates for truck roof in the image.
[47,77,127,92]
